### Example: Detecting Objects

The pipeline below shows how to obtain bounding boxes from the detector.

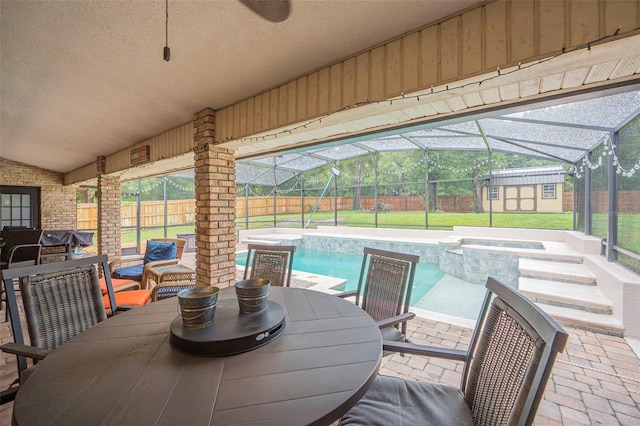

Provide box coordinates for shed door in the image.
[504,185,536,212]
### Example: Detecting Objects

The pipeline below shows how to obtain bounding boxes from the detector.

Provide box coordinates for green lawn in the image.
[241,211,575,230]
[121,225,195,245]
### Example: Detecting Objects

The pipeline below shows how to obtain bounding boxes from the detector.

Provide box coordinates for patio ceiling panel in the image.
[402,134,488,151]
[236,161,298,186]
[497,91,640,129]
[271,154,328,172]
[485,138,585,163]
[307,144,370,161]
[478,119,609,162]
[358,137,422,152]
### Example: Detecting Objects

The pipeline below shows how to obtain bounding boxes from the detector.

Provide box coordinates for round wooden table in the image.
[12,287,382,426]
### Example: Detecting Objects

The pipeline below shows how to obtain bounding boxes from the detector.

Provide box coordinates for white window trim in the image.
[488,186,499,200]
[542,184,556,199]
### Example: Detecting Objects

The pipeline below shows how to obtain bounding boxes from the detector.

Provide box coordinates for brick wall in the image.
[0,157,77,230]
[97,160,121,261]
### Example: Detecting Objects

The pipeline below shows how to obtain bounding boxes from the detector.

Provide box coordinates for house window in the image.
[1,186,40,229]
[487,186,499,200]
[542,184,556,199]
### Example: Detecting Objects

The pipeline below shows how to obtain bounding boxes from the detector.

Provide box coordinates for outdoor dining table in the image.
[11,286,382,425]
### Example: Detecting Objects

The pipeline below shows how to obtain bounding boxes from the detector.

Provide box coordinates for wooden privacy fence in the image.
[77,200,196,230]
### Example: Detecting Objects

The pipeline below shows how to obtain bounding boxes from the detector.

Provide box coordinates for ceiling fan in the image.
[163,0,291,61]
[239,0,291,23]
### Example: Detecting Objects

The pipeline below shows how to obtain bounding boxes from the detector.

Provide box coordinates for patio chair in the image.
[109,238,186,289]
[0,256,119,404]
[0,228,43,269]
[243,244,296,287]
[150,269,197,301]
[339,277,569,426]
[338,247,418,344]
[6,243,42,268]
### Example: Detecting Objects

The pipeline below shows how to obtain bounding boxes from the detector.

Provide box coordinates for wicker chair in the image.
[243,244,296,287]
[0,255,119,404]
[339,277,569,426]
[151,269,197,301]
[338,247,418,344]
[109,238,187,289]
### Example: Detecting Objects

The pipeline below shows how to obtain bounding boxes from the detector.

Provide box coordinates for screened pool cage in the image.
[115,89,640,273]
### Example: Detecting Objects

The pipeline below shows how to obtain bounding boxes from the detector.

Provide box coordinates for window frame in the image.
[542,183,556,199]
[1,186,41,229]
[487,185,499,200]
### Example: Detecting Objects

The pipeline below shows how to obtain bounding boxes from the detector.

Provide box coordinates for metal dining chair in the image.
[243,244,296,287]
[0,243,42,321]
[338,247,419,344]
[339,277,569,426]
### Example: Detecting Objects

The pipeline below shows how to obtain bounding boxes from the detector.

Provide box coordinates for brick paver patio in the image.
[1,250,639,425]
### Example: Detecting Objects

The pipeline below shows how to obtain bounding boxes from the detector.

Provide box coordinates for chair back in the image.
[7,244,42,268]
[152,282,198,301]
[150,269,197,301]
[3,256,116,375]
[462,277,569,425]
[356,248,418,329]
[0,229,42,266]
[243,244,296,287]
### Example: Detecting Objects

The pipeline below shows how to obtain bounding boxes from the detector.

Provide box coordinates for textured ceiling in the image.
[0,0,481,174]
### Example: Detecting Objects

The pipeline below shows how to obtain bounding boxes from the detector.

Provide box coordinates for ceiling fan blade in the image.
[239,0,291,23]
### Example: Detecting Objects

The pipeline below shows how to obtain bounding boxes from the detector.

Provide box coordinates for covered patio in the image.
[2,1,640,424]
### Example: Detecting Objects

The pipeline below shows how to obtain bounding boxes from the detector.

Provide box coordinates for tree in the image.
[352,156,366,210]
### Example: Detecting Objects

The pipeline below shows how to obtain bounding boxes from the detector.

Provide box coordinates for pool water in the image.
[237,248,445,306]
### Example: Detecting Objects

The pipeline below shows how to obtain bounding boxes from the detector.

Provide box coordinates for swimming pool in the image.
[237,248,447,306]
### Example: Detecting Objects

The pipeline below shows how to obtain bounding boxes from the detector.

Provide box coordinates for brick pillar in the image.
[194,108,236,288]
[96,156,121,262]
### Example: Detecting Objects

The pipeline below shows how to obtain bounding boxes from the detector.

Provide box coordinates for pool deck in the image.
[2,248,640,425]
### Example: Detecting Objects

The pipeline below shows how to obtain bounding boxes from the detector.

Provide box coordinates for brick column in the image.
[194,108,236,288]
[96,156,121,262]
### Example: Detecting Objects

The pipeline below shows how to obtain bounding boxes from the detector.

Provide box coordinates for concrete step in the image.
[519,277,612,314]
[519,258,596,285]
[536,302,624,336]
[462,244,584,264]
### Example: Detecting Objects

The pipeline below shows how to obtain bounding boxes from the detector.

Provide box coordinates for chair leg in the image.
[0,378,19,405]
[0,281,6,322]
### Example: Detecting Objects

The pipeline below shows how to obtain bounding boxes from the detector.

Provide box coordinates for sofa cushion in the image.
[103,290,151,309]
[98,277,139,295]
[340,375,474,426]
[143,240,177,264]
[112,265,144,281]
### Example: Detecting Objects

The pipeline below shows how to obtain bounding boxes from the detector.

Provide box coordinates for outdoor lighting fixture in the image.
[163,0,170,62]
[331,166,341,176]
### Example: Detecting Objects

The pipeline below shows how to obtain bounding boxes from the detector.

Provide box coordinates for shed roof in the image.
[488,166,566,186]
